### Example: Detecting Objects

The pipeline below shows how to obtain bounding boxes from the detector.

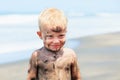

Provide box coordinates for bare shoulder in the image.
[63,48,74,52]
[30,51,38,59]
[31,49,41,58]
[63,48,77,57]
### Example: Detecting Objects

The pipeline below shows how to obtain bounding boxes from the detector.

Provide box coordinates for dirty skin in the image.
[30,47,72,80]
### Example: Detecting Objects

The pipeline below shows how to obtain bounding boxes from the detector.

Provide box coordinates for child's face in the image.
[37,29,66,52]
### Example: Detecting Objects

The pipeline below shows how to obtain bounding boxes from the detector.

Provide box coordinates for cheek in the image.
[43,38,66,45]
[60,39,66,45]
[43,38,47,46]
[43,39,52,46]
[43,39,48,45]
[42,35,49,44]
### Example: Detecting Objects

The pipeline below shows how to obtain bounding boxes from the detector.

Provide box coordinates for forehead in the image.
[42,30,66,36]
[44,30,66,35]
[42,26,66,33]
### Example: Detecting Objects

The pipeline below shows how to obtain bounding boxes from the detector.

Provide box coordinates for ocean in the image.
[0,13,120,64]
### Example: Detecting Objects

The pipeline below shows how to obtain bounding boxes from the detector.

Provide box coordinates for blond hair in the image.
[38,8,67,32]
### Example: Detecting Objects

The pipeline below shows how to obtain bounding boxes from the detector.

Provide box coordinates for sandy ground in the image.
[74,32,120,80]
[0,60,28,80]
[0,32,120,80]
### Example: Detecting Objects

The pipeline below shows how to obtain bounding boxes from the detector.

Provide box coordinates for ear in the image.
[37,31,42,39]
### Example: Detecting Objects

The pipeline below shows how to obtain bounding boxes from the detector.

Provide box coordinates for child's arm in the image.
[27,52,38,80]
[71,52,81,80]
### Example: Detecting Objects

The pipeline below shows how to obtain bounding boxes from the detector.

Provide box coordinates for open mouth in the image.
[50,44,60,49]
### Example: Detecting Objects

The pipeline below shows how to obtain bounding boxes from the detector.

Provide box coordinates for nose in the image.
[53,37,60,43]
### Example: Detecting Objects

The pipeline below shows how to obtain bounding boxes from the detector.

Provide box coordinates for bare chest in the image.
[37,52,72,73]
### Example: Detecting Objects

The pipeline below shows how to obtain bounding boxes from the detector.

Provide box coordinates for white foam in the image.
[67,12,85,17]
[96,13,120,17]
[0,14,38,25]
[0,41,43,54]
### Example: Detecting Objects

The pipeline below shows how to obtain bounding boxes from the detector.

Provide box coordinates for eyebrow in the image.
[51,26,65,32]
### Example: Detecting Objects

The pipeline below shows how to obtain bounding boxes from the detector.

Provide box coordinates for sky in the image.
[0,0,120,14]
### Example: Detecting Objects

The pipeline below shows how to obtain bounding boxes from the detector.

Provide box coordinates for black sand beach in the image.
[0,32,120,80]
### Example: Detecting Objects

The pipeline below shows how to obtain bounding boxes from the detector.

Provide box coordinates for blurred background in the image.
[0,0,120,80]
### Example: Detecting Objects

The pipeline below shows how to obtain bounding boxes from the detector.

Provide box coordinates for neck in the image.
[44,47,63,53]
[43,47,63,57]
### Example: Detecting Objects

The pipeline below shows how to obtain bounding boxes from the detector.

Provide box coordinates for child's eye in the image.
[59,34,65,38]
[46,35,53,38]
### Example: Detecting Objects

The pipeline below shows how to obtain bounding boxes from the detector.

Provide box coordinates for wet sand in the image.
[74,32,120,80]
[0,32,120,80]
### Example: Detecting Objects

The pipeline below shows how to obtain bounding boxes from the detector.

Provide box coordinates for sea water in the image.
[0,14,120,64]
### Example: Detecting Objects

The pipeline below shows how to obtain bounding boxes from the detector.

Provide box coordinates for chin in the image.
[51,49,59,52]
[46,46,62,52]
[50,48,61,52]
